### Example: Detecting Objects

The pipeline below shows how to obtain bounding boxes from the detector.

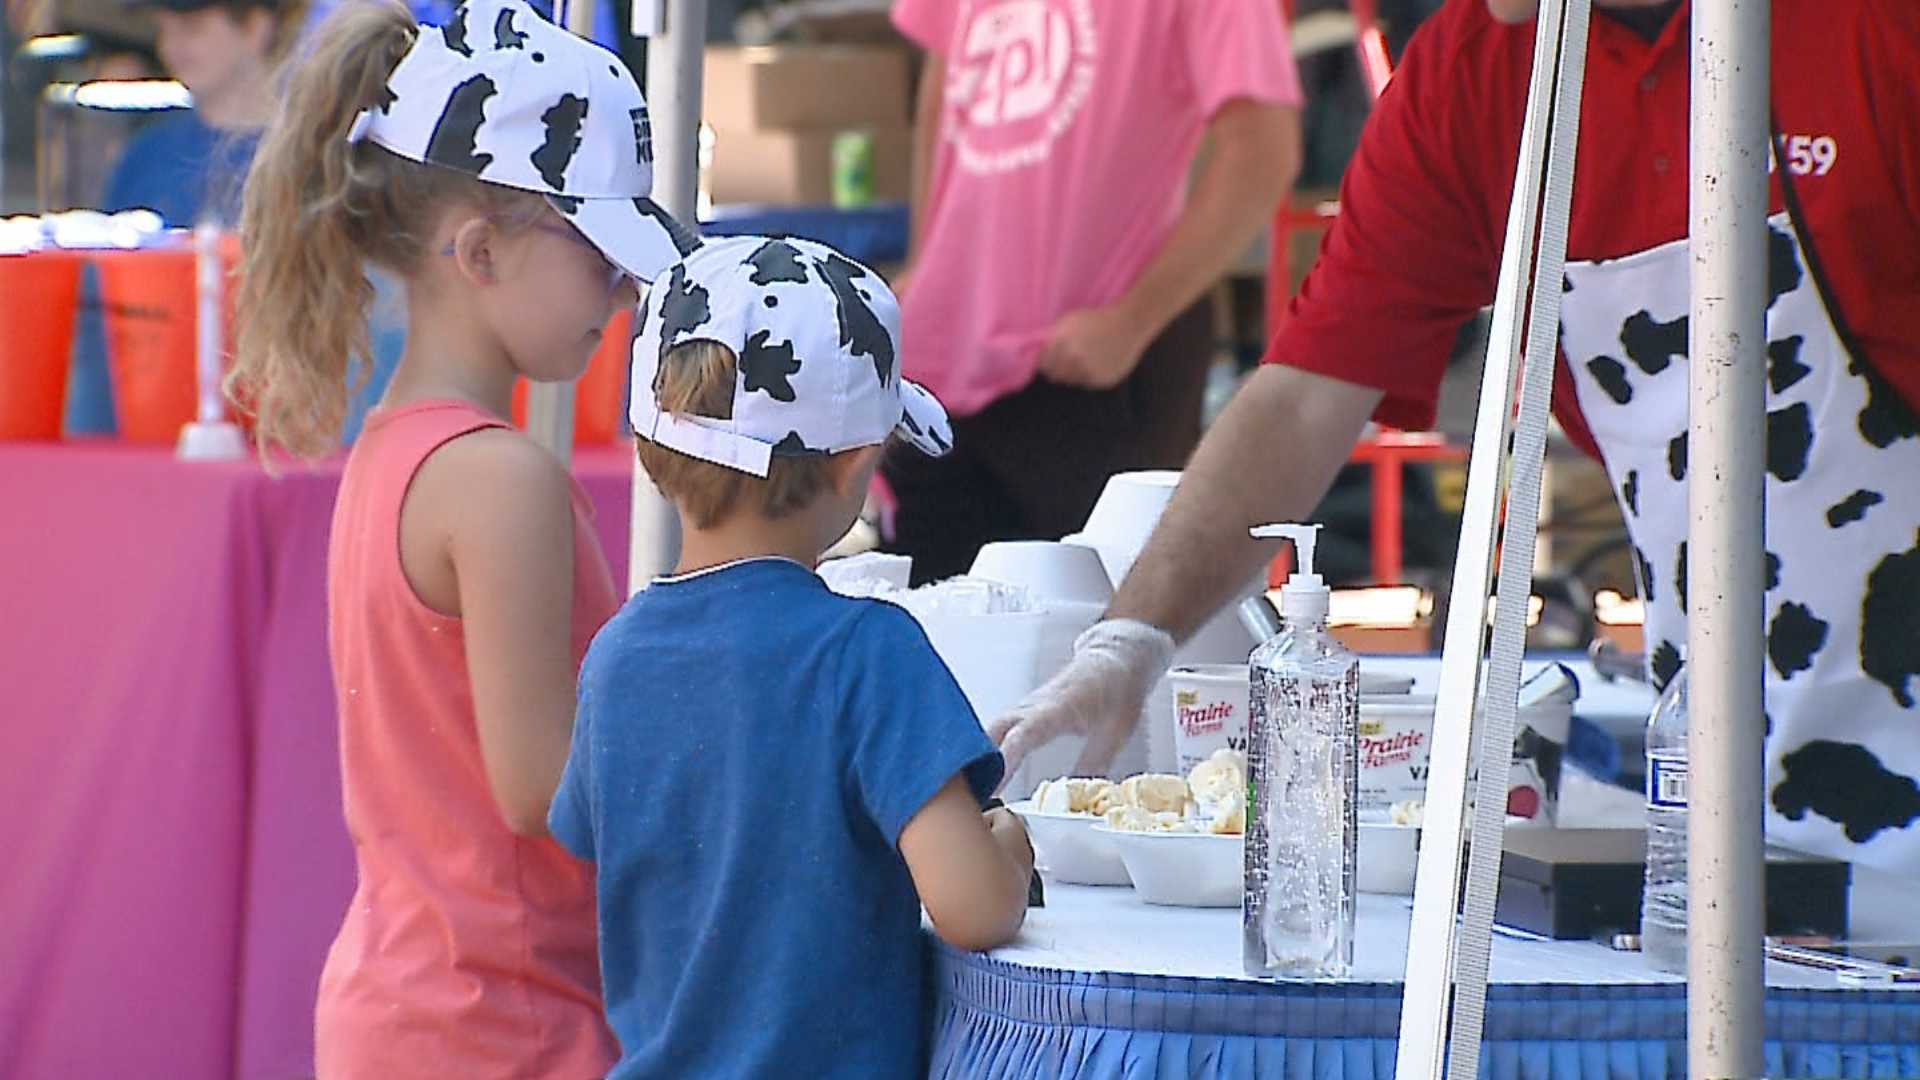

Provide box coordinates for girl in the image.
[227,0,696,1073]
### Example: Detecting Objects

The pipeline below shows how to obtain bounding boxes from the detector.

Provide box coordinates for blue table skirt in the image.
[928,946,1920,1079]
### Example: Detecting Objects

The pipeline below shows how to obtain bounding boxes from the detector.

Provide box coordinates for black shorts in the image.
[881,299,1216,585]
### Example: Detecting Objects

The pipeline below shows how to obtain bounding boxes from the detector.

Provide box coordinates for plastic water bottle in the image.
[1243,523,1359,979]
[1641,664,1688,974]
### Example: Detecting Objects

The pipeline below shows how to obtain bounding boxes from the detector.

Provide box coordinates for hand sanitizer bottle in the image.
[1242,523,1360,979]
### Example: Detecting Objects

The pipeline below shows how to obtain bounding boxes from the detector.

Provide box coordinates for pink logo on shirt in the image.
[946,0,1097,174]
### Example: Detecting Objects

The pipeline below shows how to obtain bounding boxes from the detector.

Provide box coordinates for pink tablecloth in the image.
[0,441,636,1080]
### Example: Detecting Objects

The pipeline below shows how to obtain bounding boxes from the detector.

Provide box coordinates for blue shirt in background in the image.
[104,110,258,229]
[552,558,1001,1080]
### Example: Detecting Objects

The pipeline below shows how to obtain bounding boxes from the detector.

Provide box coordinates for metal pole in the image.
[628,0,705,590]
[1688,0,1769,1073]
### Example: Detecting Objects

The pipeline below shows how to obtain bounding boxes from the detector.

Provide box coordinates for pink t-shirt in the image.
[317,400,620,1079]
[893,0,1302,416]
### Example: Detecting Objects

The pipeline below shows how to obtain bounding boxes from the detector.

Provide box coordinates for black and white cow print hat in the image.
[346,0,697,283]
[629,235,953,478]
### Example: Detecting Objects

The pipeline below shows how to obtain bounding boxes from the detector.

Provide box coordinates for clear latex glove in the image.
[986,618,1176,780]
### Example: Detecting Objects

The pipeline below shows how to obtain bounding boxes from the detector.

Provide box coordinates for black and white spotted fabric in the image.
[1563,211,1920,874]
[346,0,697,282]
[628,235,953,477]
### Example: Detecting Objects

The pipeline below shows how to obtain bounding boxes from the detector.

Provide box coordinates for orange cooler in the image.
[94,238,242,445]
[0,250,87,440]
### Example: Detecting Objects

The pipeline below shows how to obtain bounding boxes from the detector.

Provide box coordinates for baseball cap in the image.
[629,235,954,478]
[345,0,699,283]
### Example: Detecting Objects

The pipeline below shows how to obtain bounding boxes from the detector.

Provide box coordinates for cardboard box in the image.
[704,45,912,132]
[703,125,913,208]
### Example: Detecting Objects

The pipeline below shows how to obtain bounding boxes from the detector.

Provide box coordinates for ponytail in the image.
[230,0,413,456]
[230,0,534,457]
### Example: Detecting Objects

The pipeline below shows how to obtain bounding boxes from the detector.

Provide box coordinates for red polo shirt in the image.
[1267,0,1920,458]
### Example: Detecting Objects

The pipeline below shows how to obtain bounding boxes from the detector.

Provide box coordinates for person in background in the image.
[104,0,310,227]
[990,0,1920,877]
[552,235,1033,1079]
[56,0,305,438]
[225,0,697,1073]
[878,0,1304,584]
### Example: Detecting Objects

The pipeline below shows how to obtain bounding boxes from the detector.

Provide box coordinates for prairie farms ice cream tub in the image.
[1357,695,1572,824]
[1169,664,1252,777]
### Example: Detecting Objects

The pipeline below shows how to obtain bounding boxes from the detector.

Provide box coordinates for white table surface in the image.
[994,879,1915,991]
[985,652,1915,988]
[988,765,1917,990]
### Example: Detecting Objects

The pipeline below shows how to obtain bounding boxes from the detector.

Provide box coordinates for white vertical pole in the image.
[1688,0,1769,1073]
[628,0,706,590]
[1394,0,1587,1074]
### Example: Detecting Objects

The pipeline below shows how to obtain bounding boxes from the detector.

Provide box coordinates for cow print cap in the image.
[629,235,953,478]
[346,0,698,282]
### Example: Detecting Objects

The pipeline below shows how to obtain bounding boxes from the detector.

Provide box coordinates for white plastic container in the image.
[1098,826,1244,907]
[1170,664,1253,777]
[1006,801,1130,886]
[1173,663,1418,781]
[1357,821,1421,894]
[1355,693,1573,825]
[968,540,1114,606]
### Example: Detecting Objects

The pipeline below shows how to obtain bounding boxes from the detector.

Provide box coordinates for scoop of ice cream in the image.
[1152,811,1199,833]
[1186,748,1247,804]
[1208,790,1247,835]
[1034,777,1117,814]
[1116,774,1191,814]
[1104,805,1157,832]
[1033,779,1073,814]
[1071,778,1117,813]
[1105,805,1199,833]
[1390,799,1426,827]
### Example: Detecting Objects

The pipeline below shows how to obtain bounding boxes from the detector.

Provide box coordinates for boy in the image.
[550,235,1036,1079]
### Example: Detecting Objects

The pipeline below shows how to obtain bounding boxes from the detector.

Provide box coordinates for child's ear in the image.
[448,216,498,285]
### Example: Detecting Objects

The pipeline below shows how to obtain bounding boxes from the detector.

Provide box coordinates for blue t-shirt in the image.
[552,558,1002,1080]
[103,110,258,228]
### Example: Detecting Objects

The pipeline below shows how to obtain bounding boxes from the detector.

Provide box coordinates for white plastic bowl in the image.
[1357,822,1420,894]
[1097,825,1244,907]
[968,540,1115,605]
[1006,801,1130,886]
